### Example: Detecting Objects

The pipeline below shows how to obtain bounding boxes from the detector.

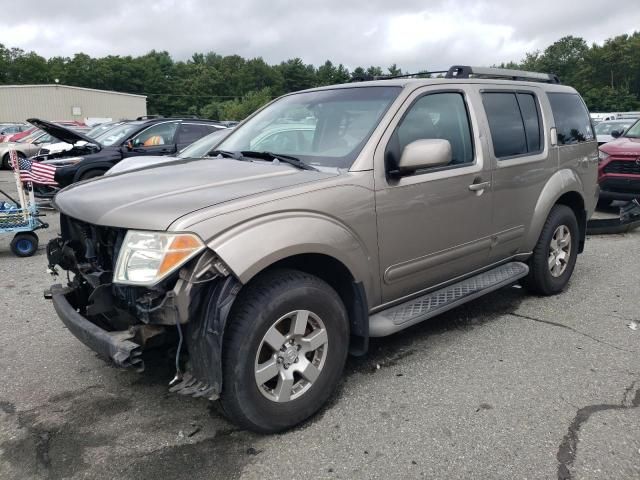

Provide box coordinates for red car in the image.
[598,119,640,203]
[1,126,38,143]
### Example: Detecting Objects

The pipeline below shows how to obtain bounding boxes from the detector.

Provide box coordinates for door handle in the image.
[468,181,491,192]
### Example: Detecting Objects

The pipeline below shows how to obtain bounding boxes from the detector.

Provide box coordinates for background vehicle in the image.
[0,123,29,142]
[106,127,232,175]
[0,125,38,143]
[30,117,228,185]
[46,66,597,433]
[594,119,636,145]
[0,130,57,169]
[598,118,640,203]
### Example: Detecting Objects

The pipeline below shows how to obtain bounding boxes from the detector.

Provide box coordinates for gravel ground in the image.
[0,170,638,480]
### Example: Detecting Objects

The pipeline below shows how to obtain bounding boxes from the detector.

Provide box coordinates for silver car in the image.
[46,66,598,433]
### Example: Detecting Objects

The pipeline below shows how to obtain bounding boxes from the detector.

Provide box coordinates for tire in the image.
[219,269,349,433]
[2,151,25,170]
[79,170,104,181]
[522,205,579,296]
[10,232,39,257]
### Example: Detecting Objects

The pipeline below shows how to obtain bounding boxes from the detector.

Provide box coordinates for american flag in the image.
[9,150,58,186]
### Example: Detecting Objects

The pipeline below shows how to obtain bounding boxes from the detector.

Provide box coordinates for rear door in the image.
[176,123,223,150]
[374,86,493,303]
[477,86,556,262]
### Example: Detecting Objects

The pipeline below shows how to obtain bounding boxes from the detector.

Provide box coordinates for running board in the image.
[369,262,529,337]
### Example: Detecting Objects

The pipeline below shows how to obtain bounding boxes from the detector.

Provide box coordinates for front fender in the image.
[525,168,584,251]
[206,211,377,298]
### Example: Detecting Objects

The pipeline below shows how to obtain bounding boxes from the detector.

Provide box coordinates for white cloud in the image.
[0,0,638,73]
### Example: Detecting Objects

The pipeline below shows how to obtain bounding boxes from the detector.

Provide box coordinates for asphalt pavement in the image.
[0,170,638,480]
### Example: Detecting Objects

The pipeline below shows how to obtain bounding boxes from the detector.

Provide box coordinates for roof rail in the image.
[445,65,561,84]
[136,115,164,120]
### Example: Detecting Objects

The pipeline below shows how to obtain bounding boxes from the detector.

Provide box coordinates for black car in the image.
[29,117,227,187]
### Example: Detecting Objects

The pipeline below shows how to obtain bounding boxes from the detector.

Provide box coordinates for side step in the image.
[369,262,529,337]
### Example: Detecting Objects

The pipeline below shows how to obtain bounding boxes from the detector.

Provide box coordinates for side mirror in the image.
[396,139,452,175]
[126,139,134,150]
[610,130,622,138]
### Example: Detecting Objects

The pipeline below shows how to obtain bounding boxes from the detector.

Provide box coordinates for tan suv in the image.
[46,66,598,432]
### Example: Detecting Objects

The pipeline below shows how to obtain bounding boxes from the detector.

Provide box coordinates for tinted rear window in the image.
[547,93,594,145]
[482,92,527,157]
[517,93,542,153]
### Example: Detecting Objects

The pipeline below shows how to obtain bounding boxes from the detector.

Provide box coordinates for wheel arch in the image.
[526,169,587,253]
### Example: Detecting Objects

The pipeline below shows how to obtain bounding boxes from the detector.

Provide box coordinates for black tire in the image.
[79,170,104,181]
[2,151,25,170]
[219,269,349,433]
[10,232,39,257]
[522,205,579,296]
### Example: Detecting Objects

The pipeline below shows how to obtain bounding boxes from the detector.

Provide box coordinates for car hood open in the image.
[54,158,336,230]
[27,118,98,147]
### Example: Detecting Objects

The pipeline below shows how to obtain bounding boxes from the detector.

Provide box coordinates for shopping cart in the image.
[1,152,49,257]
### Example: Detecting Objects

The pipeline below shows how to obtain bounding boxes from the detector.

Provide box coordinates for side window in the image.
[132,122,178,147]
[517,93,542,153]
[390,92,474,169]
[547,93,594,145]
[177,124,209,145]
[482,92,543,158]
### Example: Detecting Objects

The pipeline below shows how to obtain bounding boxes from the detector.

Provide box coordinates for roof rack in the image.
[136,115,164,120]
[445,65,561,84]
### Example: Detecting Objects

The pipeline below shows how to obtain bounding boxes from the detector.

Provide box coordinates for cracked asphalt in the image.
[0,170,638,480]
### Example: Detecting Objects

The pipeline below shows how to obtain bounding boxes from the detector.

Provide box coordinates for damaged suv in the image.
[46,66,598,433]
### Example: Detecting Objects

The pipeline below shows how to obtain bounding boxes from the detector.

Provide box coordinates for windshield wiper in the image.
[208,149,246,160]
[240,151,318,171]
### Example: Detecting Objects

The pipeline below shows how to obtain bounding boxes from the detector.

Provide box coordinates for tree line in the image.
[1,32,639,120]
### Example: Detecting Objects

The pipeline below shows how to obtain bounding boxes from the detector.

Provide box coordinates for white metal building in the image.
[0,84,147,123]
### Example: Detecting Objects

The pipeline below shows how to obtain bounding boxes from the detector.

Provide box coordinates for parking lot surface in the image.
[0,170,638,480]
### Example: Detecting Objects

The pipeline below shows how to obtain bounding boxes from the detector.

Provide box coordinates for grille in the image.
[604,160,640,175]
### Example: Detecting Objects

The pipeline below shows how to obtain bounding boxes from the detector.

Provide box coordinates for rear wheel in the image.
[2,151,25,170]
[220,269,349,433]
[10,232,39,257]
[522,205,579,295]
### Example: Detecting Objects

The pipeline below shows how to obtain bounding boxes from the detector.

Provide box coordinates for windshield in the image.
[595,121,634,135]
[217,86,401,168]
[87,122,123,138]
[16,129,43,143]
[95,123,140,146]
[623,120,640,138]
[178,128,230,158]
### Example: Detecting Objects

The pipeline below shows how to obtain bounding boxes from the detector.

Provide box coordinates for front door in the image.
[126,121,179,157]
[374,87,493,303]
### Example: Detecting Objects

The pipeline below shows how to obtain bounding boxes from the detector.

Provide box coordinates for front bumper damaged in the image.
[48,283,144,370]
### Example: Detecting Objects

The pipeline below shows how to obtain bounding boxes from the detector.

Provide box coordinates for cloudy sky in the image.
[2,0,639,71]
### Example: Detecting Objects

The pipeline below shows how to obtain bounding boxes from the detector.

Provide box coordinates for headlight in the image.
[114,231,205,285]
[598,150,609,163]
[43,156,84,166]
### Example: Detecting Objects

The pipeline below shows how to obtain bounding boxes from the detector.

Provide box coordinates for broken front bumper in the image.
[48,284,144,371]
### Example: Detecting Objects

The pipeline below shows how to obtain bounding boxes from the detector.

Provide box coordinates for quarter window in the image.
[482,92,542,158]
[388,92,474,171]
[547,93,594,145]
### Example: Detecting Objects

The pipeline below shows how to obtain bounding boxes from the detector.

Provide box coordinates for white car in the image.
[594,119,637,145]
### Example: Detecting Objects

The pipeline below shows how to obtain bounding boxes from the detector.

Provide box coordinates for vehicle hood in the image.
[54,158,337,230]
[105,155,177,175]
[599,136,640,155]
[27,118,97,147]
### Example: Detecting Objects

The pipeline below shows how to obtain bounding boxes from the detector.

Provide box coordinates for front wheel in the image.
[522,205,579,295]
[2,151,25,170]
[220,269,349,433]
